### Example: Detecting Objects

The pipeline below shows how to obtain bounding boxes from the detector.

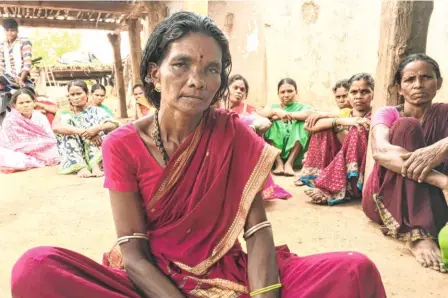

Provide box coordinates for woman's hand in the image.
[305,112,323,128]
[281,112,294,123]
[354,117,370,130]
[400,143,447,182]
[337,117,370,130]
[81,126,101,139]
[273,109,288,120]
[90,135,103,147]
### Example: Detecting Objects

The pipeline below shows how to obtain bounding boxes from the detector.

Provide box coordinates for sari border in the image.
[181,276,248,294]
[374,194,434,242]
[146,116,205,210]
[174,143,280,275]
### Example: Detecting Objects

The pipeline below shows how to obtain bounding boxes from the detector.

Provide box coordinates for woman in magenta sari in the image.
[11,12,386,298]
[227,74,257,114]
[300,73,373,205]
[363,54,448,273]
[0,88,59,173]
[226,74,290,201]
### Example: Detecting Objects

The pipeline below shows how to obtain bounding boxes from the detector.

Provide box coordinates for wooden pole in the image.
[142,2,167,42]
[107,32,128,118]
[127,18,142,85]
[365,0,433,176]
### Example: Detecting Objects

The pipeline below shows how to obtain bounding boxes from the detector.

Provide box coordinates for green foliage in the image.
[29,29,82,66]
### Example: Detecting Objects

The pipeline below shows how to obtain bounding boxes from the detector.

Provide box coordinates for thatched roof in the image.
[0,1,151,30]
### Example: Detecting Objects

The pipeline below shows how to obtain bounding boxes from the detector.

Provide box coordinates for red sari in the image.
[35,100,56,125]
[11,109,386,298]
[363,104,448,241]
[231,102,256,114]
[299,113,370,205]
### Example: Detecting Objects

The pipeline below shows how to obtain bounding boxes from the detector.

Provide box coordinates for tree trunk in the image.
[107,32,128,118]
[365,0,433,178]
[374,0,433,109]
[127,18,142,85]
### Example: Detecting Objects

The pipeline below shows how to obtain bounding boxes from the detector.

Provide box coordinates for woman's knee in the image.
[328,251,380,274]
[11,246,62,294]
[390,117,425,149]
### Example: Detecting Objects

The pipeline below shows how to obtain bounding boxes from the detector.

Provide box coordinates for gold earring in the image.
[155,83,161,92]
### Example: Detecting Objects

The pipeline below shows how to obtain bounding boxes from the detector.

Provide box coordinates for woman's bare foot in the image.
[272,164,284,175]
[294,179,304,186]
[284,163,295,176]
[91,163,104,177]
[408,239,446,273]
[77,167,92,178]
[304,188,330,205]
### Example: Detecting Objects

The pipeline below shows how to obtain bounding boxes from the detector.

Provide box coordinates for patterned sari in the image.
[264,102,311,167]
[0,109,59,173]
[56,106,119,174]
[300,111,371,205]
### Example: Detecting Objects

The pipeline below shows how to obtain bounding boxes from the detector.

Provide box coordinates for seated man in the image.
[0,18,33,91]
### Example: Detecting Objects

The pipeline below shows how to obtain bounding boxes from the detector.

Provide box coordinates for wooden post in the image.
[107,32,128,118]
[127,18,142,85]
[365,0,433,176]
[142,2,167,42]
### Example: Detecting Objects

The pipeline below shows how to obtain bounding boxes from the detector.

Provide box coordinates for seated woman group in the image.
[52,80,119,178]
[11,12,386,298]
[297,74,373,205]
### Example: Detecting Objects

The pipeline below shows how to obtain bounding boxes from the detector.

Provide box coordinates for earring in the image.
[155,83,161,92]
[144,76,151,83]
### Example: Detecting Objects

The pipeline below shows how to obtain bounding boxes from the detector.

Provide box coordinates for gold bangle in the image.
[250,283,282,297]
[116,233,148,246]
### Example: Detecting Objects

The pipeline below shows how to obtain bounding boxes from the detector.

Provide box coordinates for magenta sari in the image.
[11,109,385,298]
[0,109,59,173]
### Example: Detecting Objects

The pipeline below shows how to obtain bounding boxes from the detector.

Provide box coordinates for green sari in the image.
[264,101,311,167]
[99,104,113,116]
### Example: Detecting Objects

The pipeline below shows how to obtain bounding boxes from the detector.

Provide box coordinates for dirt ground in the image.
[1,167,447,297]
